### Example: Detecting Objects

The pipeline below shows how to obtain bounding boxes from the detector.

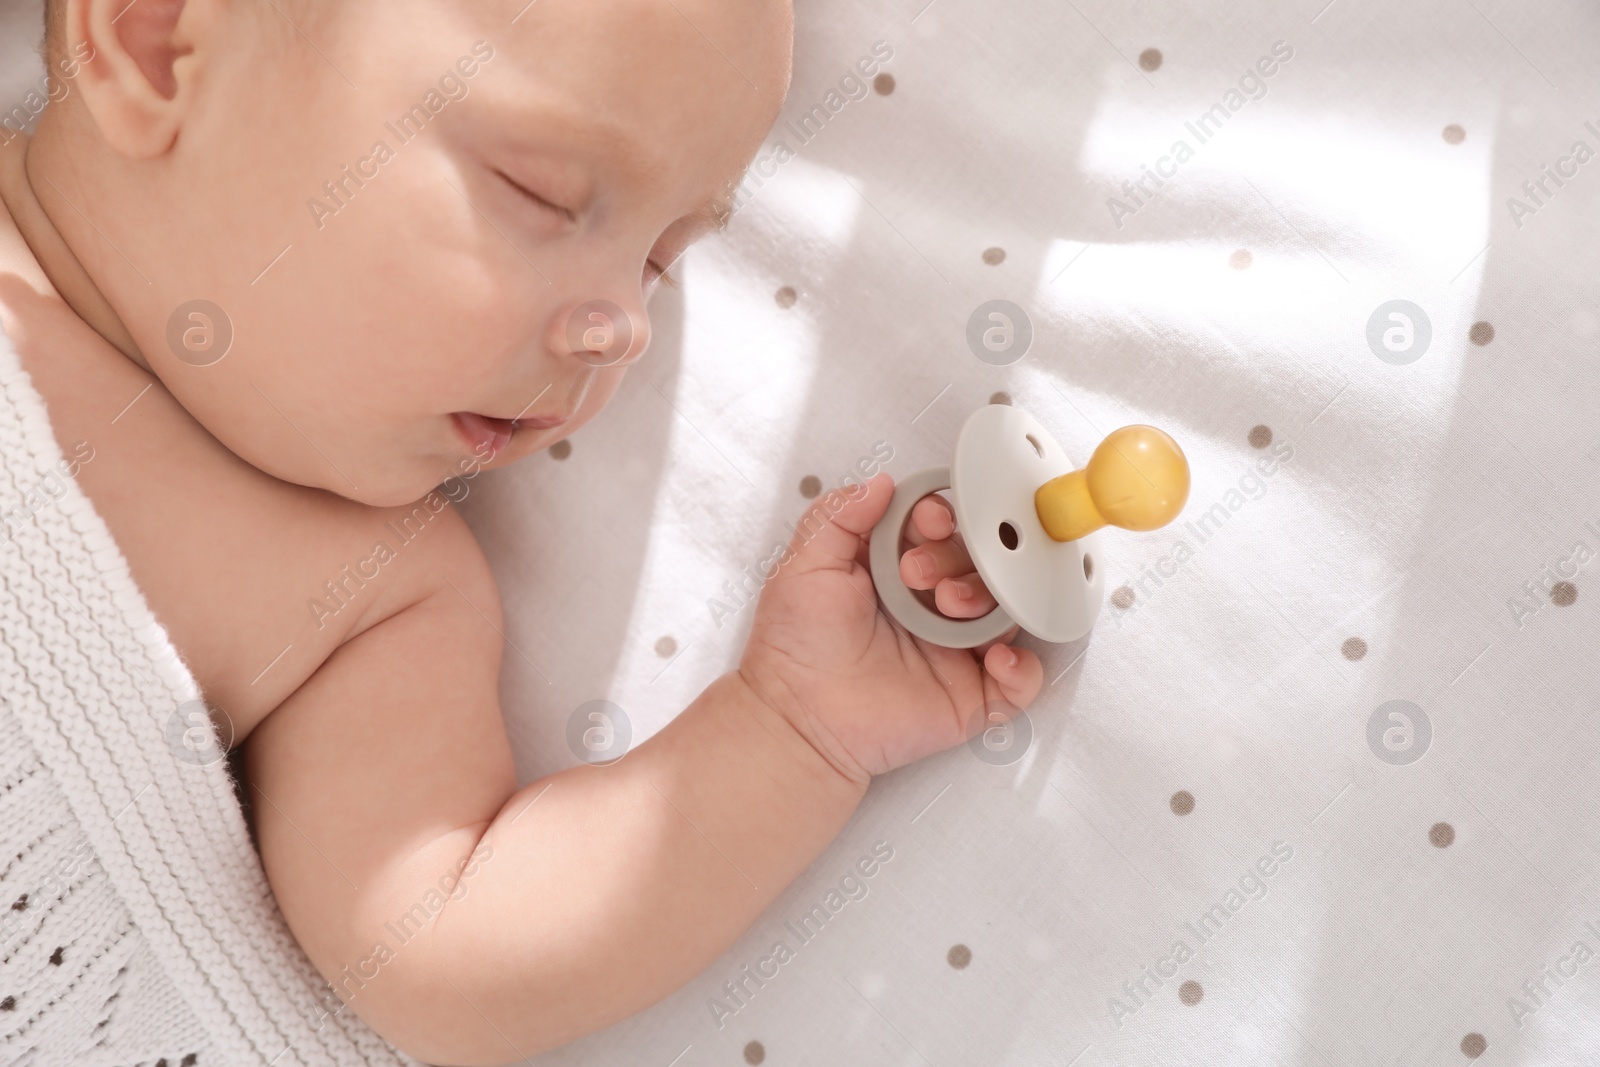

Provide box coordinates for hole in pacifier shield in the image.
[1366,699,1431,766]
[567,700,632,765]
[965,701,1033,766]
[966,300,1032,366]
[166,300,233,367]
[1366,300,1431,365]
[566,300,633,368]
[164,700,234,766]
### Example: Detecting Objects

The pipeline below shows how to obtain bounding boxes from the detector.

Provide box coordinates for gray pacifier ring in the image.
[867,466,1017,649]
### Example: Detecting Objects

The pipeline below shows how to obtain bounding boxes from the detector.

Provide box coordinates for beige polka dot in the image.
[1229,249,1253,270]
[989,392,1012,406]
[1110,585,1135,610]
[1170,790,1195,816]
[1469,320,1495,346]
[947,943,972,969]
[1552,581,1577,606]
[873,72,895,95]
[1138,48,1163,72]
[654,636,678,658]
[744,1040,766,1065]
[1248,424,1273,449]
[1461,1033,1487,1058]
[1430,822,1455,848]
[775,286,798,309]
[1179,980,1203,1005]
[982,246,1006,265]
[799,475,822,499]
[1443,124,1466,144]
[1342,636,1368,661]
[548,439,572,460]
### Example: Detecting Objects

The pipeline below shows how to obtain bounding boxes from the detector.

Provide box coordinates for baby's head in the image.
[31,0,791,505]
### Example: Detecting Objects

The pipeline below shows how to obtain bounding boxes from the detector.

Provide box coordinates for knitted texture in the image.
[0,328,420,1067]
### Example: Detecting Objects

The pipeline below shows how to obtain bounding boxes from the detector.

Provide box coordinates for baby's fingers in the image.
[906,494,955,545]
[982,643,1043,708]
[933,573,998,618]
[900,537,975,590]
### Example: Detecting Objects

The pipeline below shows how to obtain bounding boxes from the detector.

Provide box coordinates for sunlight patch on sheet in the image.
[1076,100,1493,277]
[734,154,864,249]
[1032,235,1483,398]
[607,161,863,716]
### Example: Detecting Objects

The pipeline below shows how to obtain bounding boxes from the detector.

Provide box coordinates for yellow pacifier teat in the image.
[1033,425,1190,543]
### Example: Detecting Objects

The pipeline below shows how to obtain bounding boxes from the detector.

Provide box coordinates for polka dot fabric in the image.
[440,0,1600,1064]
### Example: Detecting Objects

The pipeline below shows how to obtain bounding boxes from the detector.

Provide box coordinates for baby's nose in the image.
[561,298,651,368]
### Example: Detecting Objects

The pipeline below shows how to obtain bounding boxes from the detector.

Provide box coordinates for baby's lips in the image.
[451,411,516,458]
[453,407,572,461]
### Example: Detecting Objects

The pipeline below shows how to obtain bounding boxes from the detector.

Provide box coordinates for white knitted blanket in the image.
[0,328,416,1066]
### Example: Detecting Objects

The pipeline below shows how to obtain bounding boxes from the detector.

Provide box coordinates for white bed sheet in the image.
[460,1,1600,1064]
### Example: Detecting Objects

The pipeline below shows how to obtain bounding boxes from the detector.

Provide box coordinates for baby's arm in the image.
[246,476,1039,1065]
[246,520,862,1064]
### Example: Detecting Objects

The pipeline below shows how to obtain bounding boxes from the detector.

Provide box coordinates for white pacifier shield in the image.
[950,405,1105,643]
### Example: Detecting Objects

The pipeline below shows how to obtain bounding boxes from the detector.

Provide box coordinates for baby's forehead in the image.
[471,10,783,206]
[506,0,789,117]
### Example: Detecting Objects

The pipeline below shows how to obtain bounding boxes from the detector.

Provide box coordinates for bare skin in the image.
[0,0,1042,1062]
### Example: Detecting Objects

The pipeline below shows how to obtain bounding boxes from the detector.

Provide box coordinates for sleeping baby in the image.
[0,0,1042,1061]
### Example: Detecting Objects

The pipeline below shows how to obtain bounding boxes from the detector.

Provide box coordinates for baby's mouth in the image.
[451,411,565,459]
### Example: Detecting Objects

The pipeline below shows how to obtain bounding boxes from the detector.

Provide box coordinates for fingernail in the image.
[953,580,971,601]
[1005,647,1019,668]
[912,552,933,581]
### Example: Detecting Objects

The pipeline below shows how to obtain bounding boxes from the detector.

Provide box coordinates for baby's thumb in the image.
[781,473,895,577]
[982,642,1043,708]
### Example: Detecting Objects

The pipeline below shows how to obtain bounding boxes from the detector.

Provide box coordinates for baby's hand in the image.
[739,473,1042,786]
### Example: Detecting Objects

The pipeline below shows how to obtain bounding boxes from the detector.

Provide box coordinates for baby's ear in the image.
[64,0,216,159]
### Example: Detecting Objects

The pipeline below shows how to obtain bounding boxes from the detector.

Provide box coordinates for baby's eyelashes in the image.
[494,168,579,223]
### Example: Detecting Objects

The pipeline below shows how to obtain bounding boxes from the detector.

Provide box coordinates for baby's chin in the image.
[300,412,585,509]
[295,451,491,511]
[417,425,571,504]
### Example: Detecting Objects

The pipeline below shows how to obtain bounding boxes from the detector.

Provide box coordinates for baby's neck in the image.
[0,135,148,370]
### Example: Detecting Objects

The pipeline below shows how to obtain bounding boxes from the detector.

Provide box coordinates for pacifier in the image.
[868,406,1190,647]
